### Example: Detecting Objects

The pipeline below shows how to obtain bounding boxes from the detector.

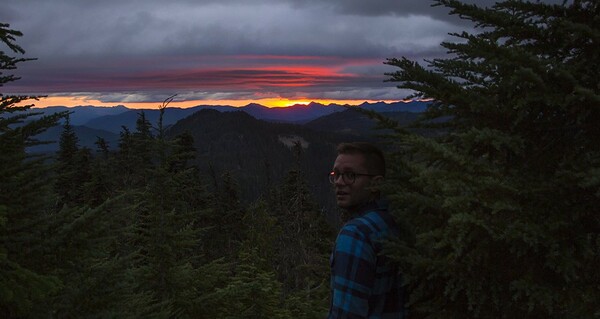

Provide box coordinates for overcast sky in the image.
[1,0,557,107]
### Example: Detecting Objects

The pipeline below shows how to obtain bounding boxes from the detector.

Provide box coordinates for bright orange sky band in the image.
[30,96,402,109]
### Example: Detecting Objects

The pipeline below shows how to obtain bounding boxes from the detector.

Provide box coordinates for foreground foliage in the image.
[384,1,599,318]
[0,22,65,317]
[0,24,334,318]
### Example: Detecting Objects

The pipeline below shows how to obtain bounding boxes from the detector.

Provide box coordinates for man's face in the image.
[332,153,380,210]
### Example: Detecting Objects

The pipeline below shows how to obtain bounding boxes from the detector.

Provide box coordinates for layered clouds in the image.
[1,0,505,106]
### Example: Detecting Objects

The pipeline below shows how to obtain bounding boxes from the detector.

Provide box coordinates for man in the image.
[327,142,406,318]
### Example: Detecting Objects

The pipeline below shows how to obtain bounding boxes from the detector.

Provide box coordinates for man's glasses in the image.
[329,171,377,185]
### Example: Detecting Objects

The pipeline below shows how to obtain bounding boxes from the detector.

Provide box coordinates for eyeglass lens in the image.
[329,172,355,184]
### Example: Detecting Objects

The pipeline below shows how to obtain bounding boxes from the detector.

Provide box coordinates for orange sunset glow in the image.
[29,96,401,109]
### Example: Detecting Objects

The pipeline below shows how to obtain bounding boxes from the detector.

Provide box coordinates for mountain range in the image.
[26,100,429,211]
[32,100,427,129]
[27,100,428,153]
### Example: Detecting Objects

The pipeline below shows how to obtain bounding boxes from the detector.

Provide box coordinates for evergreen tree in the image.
[54,115,92,207]
[115,126,137,188]
[383,1,599,318]
[119,105,218,318]
[198,197,291,319]
[167,131,197,174]
[133,110,154,166]
[45,196,136,318]
[274,166,331,291]
[204,248,291,319]
[42,100,240,318]
[115,113,155,189]
[239,201,281,272]
[266,143,334,318]
[202,171,245,261]
[0,23,64,317]
[82,137,116,207]
[57,114,78,162]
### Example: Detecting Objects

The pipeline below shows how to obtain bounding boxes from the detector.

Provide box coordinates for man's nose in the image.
[334,175,346,186]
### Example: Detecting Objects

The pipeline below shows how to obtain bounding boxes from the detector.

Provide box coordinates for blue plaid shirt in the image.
[328,201,407,319]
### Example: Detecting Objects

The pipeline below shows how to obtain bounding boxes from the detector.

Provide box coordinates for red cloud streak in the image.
[7,55,384,94]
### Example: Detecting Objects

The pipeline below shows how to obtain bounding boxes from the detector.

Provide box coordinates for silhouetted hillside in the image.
[166,109,371,212]
[242,102,345,123]
[28,124,119,153]
[84,108,205,133]
[76,100,429,132]
[306,108,422,136]
[29,105,129,125]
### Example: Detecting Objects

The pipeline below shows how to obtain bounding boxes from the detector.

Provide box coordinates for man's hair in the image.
[337,142,385,176]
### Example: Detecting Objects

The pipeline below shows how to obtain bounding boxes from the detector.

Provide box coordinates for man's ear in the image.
[370,175,384,191]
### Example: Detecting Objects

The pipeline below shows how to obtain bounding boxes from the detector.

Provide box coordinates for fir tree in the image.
[383,1,599,318]
[202,171,245,261]
[114,112,155,190]
[202,247,291,319]
[266,143,334,318]
[44,196,136,318]
[239,201,281,272]
[82,137,116,207]
[54,115,92,207]
[0,23,64,317]
[120,104,217,318]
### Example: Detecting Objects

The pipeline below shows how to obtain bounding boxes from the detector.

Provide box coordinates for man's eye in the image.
[346,172,356,179]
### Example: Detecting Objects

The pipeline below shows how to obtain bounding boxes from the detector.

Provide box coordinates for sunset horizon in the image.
[27,95,408,110]
[2,0,468,112]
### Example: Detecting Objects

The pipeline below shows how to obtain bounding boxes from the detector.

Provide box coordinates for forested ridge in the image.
[2,0,599,318]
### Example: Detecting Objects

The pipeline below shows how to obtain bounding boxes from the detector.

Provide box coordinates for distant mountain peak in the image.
[285,103,307,108]
[244,103,267,108]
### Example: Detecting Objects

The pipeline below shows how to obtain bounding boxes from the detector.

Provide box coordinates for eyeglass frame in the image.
[328,171,379,185]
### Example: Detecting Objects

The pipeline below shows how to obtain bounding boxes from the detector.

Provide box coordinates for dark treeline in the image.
[2,93,335,317]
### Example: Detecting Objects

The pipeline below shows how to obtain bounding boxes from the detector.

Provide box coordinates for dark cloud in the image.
[8,54,389,93]
[1,0,567,105]
[2,0,462,58]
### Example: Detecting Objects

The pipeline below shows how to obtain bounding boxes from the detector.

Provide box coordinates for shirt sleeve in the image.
[328,223,376,319]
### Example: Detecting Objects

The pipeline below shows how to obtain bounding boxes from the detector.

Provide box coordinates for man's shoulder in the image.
[343,207,398,240]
